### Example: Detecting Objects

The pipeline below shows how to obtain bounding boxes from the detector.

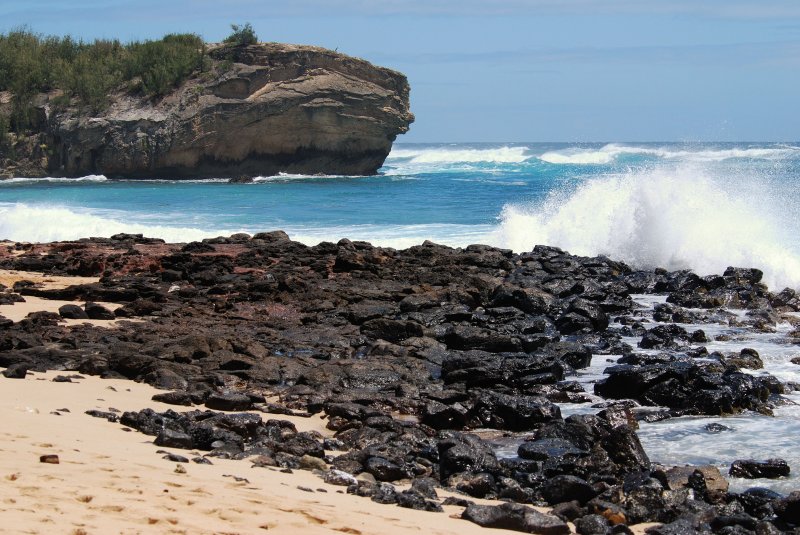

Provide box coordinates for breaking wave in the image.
[0,175,108,185]
[286,223,496,250]
[0,202,496,251]
[0,203,224,243]
[538,143,800,165]
[495,165,800,290]
[387,146,530,164]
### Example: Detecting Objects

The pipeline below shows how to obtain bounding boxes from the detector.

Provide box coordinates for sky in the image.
[1,0,798,142]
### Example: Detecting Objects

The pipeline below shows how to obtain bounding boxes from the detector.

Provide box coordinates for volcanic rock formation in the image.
[2,43,413,178]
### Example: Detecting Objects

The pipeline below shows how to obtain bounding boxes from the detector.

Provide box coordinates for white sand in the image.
[0,369,545,535]
[0,270,133,327]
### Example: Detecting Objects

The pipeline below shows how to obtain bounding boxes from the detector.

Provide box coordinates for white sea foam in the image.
[538,147,629,164]
[126,178,230,184]
[286,223,496,250]
[495,165,800,290]
[538,143,800,165]
[253,173,366,182]
[0,203,225,243]
[0,175,108,184]
[388,146,530,164]
[0,202,496,250]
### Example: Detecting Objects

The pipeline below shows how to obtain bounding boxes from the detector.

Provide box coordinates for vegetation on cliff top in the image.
[0,24,259,138]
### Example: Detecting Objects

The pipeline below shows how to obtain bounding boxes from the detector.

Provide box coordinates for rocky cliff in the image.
[1,43,414,178]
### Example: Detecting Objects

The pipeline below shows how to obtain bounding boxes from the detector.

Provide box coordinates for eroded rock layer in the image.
[4,43,413,178]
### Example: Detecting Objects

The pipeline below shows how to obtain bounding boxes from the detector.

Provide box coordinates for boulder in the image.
[58,304,88,319]
[155,428,193,449]
[462,502,570,534]
[438,432,500,480]
[204,392,252,411]
[541,475,597,505]
[85,302,116,320]
[468,391,561,431]
[729,459,790,479]
[2,363,29,379]
[773,491,800,525]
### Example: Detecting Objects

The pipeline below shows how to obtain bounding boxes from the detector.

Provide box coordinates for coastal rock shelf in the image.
[2,43,414,178]
[1,234,800,533]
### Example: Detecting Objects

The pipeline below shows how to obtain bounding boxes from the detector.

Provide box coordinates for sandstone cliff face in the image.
[10,43,413,178]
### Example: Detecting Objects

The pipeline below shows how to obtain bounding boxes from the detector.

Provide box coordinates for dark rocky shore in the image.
[2,234,800,534]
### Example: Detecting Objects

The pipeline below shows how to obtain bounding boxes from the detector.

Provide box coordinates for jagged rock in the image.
[654,465,728,493]
[2,363,28,378]
[58,304,88,319]
[595,359,774,416]
[462,502,570,534]
[324,469,357,486]
[719,348,764,370]
[447,471,497,499]
[204,392,252,411]
[421,400,468,430]
[9,43,413,179]
[155,428,193,449]
[541,475,597,505]
[438,432,500,481]
[735,487,782,518]
[729,459,790,479]
[85,409,119,422]
[152,391,194,406]
[467,391,561,431]
[410,477,438,499]
[518,438,586,461]
[85,302,116,320]
[396,490,443,512]
[574,514,611,535]
[773,491,800,525]
[365,456,407,482]
[369,482,399,504]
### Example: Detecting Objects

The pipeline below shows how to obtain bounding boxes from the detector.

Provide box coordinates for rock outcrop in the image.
[2,43,413,178]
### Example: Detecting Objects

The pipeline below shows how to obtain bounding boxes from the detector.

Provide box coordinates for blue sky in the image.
[1,0,798,142]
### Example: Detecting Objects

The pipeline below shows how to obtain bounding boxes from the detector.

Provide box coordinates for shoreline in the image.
[1,235,799,533]
[1,368,548,535]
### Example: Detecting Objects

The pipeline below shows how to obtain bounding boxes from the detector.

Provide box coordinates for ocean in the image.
[2,142,800,290]
[3,141,800,491]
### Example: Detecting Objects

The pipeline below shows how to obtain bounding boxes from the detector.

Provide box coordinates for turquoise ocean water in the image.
[2,142,800,289]
[4,141,800,490]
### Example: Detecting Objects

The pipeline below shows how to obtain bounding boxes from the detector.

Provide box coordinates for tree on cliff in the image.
[223,23,258,46]
[0,28,207,128]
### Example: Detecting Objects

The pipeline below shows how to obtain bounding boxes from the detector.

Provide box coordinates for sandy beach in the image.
[0,269,133,327]
[1,268,534,534]
[0,369,538,535]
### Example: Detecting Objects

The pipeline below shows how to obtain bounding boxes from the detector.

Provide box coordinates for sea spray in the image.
[0,203,221,243]
[495,164,800,290]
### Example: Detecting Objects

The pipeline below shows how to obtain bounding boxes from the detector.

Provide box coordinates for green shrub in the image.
[125,34,205,97]
[0,114,10,153]
[0,28,211,130]
[223,23,258,46]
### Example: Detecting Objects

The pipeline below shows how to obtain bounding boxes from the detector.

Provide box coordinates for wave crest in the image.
[0,203,222,243]
[538,144,800,165]
[388,146,530,164]
[495,166,800,290]
[0,175,108,185]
